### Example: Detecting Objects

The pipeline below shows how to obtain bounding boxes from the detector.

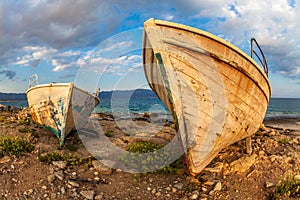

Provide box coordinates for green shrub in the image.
[38,151,82,166]
[279,138,289,145]
[0,136,34,156]
[66,144,78,151]
[0,116,6,122]
[38,151,64,164]
[127,141,163,153]
[105,131,114,137]
[271,175,300,199]
[17,119,30,126]
[18,127,35,133]
[120,141,183,174]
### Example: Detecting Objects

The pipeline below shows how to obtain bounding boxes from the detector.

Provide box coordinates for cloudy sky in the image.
[0,0,300,97]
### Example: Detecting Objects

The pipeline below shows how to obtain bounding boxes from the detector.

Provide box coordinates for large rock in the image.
[52,161,67,170]
[225,154,257,174]
[80,190,95,200]
[92,160,113,175]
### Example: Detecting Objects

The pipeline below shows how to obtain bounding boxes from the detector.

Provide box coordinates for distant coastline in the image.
[0,89,157,101]
[1,91,299,119]
[0,92,26,101]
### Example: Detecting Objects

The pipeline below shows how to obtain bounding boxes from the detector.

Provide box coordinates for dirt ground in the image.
[0,110,299,200]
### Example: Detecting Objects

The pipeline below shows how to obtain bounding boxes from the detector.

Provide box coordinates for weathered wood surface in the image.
[26,83,99,145]
[142,18,271,176]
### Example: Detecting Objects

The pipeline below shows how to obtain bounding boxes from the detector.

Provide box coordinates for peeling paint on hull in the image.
[26,82,99,145]
[143,18,271,176]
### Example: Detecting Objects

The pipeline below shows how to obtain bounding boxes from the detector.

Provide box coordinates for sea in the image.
[1,97,300,120]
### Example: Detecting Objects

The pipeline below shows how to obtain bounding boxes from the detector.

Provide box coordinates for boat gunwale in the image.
[150,19,271,97]
[26,82,100,102]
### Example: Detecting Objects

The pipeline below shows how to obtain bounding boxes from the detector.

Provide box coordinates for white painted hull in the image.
[143,18,271,175]
[26,82,99,145]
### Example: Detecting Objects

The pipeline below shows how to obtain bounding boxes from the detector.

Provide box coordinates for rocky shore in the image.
[0,110,299,199]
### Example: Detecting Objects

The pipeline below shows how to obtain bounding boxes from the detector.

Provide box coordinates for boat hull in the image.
[142,18,271,176]
[26,83,99,145]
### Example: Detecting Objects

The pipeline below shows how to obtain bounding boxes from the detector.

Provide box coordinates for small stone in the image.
[52,161,67,170]
[202,187,207,192]
[165,186,171,191]
[155,192,161,197]
[95,194,103,200]
[94,177,100,181]
[190,194,198,199]
[28,189,33,195]
[54,170,64,180]
[266,181,275,188]
[68,181,79,188]
[214,181,222,191]
[172,187,177,193]
[0,156,10,164]
[151,189,156,194]
[203,181,215,186]
[269,130,276,136]
[94,171,99,176]
[42,185,47,190]
[71,172,77,177]
[173,183,183,190]
[92,160,113,175]
[147,187,151,191]
[204,167,221,173]
[259,151,265,156]
[60,187,66,195]
[295,175,300,180]
[80,190,95,200]
[48,175,56,183]
[226,154,257,174]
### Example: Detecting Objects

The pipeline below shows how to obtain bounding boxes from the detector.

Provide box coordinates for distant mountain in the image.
[0,89,157,101]
[99,89,157,99]
[0,92,26,100]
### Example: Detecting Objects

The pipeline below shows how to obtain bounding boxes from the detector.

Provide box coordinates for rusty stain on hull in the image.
[26,82,99,145]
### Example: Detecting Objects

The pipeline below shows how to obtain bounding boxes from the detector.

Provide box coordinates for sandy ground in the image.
[0,110,299,200]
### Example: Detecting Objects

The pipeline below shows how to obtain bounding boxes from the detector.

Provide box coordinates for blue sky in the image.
[0,0,300,98]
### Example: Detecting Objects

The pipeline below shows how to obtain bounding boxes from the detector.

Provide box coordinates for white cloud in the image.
[1,0,300,84]
[78,52,142,75]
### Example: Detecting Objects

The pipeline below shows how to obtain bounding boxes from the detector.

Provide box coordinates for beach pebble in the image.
[80,190,95,200]
[226,154,257,174]
[95,194,104,200]
[214,181,222,191]
[155,192,162,197]
[68,181,79,188]
[52,161,67,170]
[47,175,56,183]
[54,170,64,181]
[92,160,113,175]
[0,156,10,164]
[266,181,275,188]
[173,183,184,190]
[60,187,66,195]
[190,193,199,199]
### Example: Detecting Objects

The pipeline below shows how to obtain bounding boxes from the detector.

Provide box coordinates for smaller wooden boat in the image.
[143,18,271,176]
[26,74,100,145]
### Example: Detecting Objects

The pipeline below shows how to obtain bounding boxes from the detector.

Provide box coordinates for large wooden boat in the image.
[26,75,100,145]
[142,18,271,176]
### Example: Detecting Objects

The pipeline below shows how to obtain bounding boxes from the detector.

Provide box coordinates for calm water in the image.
[266,98,300,118]
[1,97,300,119]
